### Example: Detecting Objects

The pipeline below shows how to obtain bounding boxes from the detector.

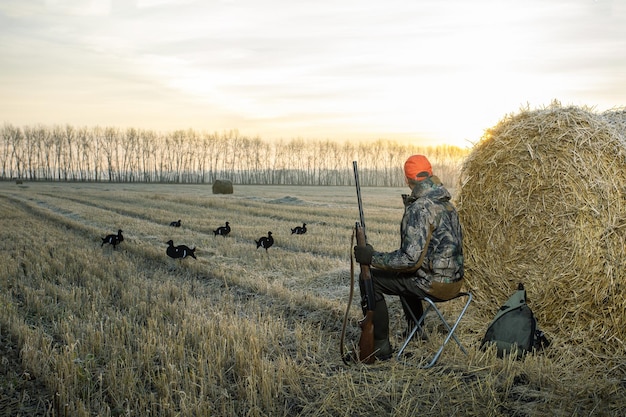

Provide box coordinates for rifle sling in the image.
[339,227,357,365]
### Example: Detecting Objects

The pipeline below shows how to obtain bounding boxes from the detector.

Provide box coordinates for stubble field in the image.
[1,181,624,417]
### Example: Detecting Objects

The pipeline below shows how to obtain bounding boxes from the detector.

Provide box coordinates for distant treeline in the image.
[1,124,470,187]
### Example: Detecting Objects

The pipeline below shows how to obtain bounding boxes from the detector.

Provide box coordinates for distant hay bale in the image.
[456,102,626,354]
[212,179,233,194]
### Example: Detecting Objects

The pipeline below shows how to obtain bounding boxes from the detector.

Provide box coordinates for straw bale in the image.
[456,102,626,354]
[212,179,234,194]
[602,108,626,144]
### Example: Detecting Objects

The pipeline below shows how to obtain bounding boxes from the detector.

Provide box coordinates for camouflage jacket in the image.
[371,176,464,298]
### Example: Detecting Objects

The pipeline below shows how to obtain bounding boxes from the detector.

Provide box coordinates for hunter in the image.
[354,154,464,360]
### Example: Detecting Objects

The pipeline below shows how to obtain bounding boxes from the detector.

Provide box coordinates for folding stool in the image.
[397,291,472,368]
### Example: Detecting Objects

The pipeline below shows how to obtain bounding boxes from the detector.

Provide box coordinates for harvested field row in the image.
[1,182,625,416]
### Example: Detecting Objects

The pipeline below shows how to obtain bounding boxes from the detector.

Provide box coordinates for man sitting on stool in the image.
[354,154,464,360]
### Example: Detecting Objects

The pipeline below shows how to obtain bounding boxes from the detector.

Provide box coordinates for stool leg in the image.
[422,294,472,368]
[396,300,433,359]
[424,298,466,353]
[398,293,472,367]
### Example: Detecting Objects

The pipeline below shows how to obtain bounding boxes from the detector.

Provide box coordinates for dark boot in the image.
[372,296,392,360]
[374,338,393,361]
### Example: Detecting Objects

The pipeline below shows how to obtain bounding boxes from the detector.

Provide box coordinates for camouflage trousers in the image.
[360,269,428,343]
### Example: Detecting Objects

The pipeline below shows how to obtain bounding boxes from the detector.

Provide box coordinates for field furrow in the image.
[1,191,359,415]
[2,182,624,417]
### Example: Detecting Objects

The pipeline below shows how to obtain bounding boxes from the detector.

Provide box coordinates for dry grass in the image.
[1,179,625,417]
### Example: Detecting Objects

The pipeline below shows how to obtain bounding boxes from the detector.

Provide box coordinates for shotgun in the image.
[353,161,376,364]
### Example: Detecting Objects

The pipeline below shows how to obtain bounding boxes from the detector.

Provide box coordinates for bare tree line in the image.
[1,124,470,186]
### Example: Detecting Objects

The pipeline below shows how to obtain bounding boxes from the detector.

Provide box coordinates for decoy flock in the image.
[100,217,308,261]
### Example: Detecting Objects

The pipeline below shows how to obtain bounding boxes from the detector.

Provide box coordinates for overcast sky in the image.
[0,0,624,147]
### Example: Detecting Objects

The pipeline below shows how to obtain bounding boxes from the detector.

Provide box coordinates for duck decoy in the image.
[101,229,124,249]
[255,231,274,252]
[213,222,231,237]
[166,240,197,260]
[291,223,307,235]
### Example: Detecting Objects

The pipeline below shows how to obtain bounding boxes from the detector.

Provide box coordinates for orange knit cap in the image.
[404,155,432,181]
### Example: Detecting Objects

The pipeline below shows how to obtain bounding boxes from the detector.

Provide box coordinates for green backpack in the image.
[480,283,549,358]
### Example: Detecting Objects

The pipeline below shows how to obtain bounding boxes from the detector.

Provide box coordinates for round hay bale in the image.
[602,108,626,144]
[212,179,234,194]
[456,102,626,354]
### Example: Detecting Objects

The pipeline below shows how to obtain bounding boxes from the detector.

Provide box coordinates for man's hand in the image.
[354,244,374,265]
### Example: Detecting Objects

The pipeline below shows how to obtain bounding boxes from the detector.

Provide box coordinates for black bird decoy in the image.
[101,229,124,249]
[213,221,231,237]
[291,223,307,235]
[255,231,274,252]
[170,219,182,227]
[166,240,197,260]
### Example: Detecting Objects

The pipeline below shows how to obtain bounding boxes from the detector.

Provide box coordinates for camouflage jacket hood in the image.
[371,175,464,289]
